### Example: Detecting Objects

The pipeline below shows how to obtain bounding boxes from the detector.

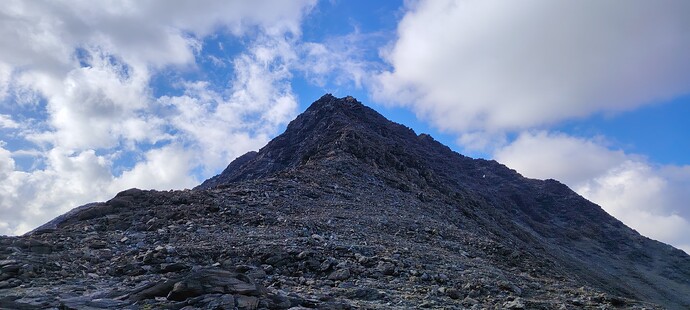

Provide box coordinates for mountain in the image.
[1,94,689,309]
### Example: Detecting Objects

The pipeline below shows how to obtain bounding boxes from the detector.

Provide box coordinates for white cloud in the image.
[0,114,19,129]
[0,1,316,235]
[495,131,690,253]
[159,34,301,175]
[110,144,197,191]
[0,0,316,74]
[0,141,203,236]
[29,50,160,149]
[0,62,11,100]
[374,0,690,133]
[0,146,113,235]
[494,131,628,185]
[299,32,383,89]
[577,161,690,252]
[229,37,299,129]
[0,145,15,179]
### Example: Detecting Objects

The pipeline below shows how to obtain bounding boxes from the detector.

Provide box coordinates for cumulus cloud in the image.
[0,0,316,73]
[494,132,628,185]
[23,50,161,149]
[110,144,197,191]
[160,35,300,175]
[299,32,384,89]
[0,143,198,235]
[374,0,690,134]
[495,132,690,253]
[0,146,113,235]
[0,1,316,235]
[0,114,19,129]
[0,63,10,100]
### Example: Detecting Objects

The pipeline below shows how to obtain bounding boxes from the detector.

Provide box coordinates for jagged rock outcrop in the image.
[1,94,689,309]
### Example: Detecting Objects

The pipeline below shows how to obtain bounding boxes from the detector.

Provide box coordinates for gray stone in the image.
[167,279,204,301]
[235,295,259,310]
[504,297,525,309]
[328,268,351,281]
[376,261,396,276]
[61,297,128,309]
[446,288,462,300]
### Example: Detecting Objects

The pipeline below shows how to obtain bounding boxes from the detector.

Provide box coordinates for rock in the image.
[0,262,20,275]
[435,273,449,283]
[463,297,479,305]
[355,254,370,265]
[0,260,18,268]
[160,262,188,273]
[328,268,351,281]
[265,254,289,267]
[297,250,311,259]
[311,234,326,242]
[267,293,292,308]
[420,273,431,282]
[0,279,21,289]
[206,294,236,308]
[446,288,462,299]
[504,297,525,309]
[166,268,261,301]
[61,297,128,309]
[88,240,108,249]
[319,259,334,272]
[25,239,53,254]
[376,261,396,276]
[128,280,177,301]
[345,287,385,301]
[167,279,204,301]
[235,295,259,310]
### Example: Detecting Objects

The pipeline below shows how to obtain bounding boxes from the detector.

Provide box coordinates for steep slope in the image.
[200,94,690,307]
[1,94,688,309]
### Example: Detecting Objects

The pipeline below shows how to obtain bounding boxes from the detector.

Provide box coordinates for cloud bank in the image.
[0,0,315,235]
[374,0,690,134]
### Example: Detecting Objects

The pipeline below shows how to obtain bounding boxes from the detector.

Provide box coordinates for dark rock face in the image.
[1,94,689,309]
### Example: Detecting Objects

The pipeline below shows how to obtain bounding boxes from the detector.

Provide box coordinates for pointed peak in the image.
[196,94,411,189]
[306,94,364,113]
[319,93,336,100]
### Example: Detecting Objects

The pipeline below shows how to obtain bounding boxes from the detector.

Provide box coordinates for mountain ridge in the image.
[1,94,688,309]
[198,94,690,307]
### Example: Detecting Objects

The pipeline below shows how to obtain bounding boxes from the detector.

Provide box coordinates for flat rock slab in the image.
[128,267,262,302]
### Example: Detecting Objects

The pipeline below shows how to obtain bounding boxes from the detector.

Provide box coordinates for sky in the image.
[0,0,688,253]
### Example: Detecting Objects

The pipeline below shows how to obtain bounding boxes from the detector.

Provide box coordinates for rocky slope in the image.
[1,94,689,309]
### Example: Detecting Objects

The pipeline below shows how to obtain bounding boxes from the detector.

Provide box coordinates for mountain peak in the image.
[298,94,365,118]
[196,94,690,307]
[197,94,420,189]
[7,94,689,309]
[298,94,386,130]
[308,93,361,110]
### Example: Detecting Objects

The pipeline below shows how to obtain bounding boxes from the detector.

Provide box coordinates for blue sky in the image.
[0,0,689,253]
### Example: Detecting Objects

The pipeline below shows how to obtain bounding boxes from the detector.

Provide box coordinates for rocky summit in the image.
[1,94,689,309]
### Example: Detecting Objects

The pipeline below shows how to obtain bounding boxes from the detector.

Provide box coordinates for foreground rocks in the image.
[1,95,688,309]
[0,184,661,309]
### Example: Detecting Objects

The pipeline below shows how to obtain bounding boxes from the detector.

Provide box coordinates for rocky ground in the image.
[1,95,688,309]
[0,179,659,309]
